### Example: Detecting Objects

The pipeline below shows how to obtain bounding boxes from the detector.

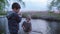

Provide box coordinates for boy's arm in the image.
[30,23,32,31]
[22,21,25,27]
[22,21,26,29]
[22,21,25,29]
[13,13,22,23]
[6,13,22,23]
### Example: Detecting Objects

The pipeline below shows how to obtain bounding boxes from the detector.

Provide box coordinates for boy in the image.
[22,16,32,34]
[7,2,22,34]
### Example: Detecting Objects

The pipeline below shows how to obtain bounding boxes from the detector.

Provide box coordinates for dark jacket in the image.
[7,11,22,32]
[22,21,31,32]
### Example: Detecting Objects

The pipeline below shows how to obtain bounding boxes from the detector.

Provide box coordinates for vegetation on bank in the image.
[0,11,7,16]
[0,28,5,34]
[22,12,60,21]
[0,11,60,19]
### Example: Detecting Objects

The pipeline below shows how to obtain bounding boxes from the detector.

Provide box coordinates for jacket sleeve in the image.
[6,13,13,20]
[13,13,22,23]
[22,21,24,27]
[22,21,26,27]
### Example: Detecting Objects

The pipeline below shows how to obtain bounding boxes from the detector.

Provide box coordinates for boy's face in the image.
[26,19,30,22]
[13,8,20,13]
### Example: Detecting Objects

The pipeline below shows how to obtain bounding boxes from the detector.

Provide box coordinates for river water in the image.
[19,18,60,34]
[0,17,60,34]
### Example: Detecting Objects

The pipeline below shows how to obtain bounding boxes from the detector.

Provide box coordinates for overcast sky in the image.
[6,0,52,11]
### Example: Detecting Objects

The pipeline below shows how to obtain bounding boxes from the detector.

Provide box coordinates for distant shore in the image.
[22,11,60,22]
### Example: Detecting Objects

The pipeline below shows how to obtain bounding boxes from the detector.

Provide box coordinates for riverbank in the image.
[22,11,60,22]
[0,11,60,22]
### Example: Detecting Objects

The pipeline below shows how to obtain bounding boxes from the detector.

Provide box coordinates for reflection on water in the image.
[0,18,60,34]
[48,21,60,34]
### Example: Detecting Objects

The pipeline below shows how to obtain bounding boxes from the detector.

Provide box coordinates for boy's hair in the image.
[12,2,21,9]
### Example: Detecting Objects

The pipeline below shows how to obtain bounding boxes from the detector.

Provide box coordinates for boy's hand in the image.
[23,26,25,30]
